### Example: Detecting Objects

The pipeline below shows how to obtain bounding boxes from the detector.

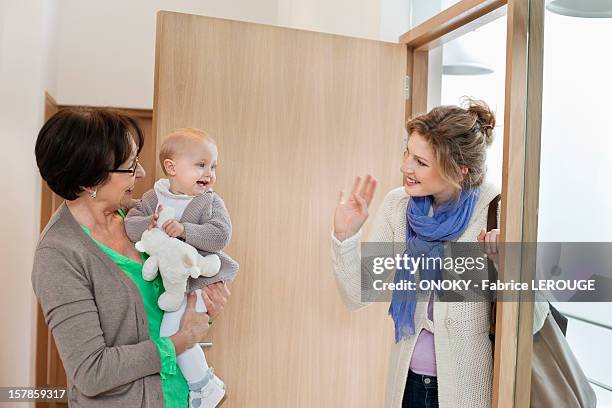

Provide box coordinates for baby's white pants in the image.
[159,289,209,384]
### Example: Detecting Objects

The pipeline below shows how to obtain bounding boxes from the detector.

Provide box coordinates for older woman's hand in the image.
[201,282,230,320]
[170,291,211,354]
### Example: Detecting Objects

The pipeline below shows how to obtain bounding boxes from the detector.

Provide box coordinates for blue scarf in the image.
[388,188,480,343]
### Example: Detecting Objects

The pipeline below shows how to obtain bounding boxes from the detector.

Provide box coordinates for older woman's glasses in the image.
[108,157,139,176]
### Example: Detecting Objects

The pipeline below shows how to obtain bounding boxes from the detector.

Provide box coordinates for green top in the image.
[81,208,189,407]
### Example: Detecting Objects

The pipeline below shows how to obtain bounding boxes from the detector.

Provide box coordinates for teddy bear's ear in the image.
[135,241,145,252]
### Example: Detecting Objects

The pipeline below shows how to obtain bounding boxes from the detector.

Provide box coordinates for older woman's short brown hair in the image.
[406,98,495,196]
[35,107,144,200]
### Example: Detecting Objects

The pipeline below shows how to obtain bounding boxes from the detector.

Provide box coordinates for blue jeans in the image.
[402,370,439,408]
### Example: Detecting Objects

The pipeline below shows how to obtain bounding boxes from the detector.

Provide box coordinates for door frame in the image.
[35,92,65,408]
[399,1,544,407]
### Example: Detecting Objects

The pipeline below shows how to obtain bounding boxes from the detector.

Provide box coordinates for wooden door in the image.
[154,12,406,407]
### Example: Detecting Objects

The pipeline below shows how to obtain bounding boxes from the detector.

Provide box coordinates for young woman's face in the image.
[96,137,145,208]
[400,132,456,203]
[170,140,218,196]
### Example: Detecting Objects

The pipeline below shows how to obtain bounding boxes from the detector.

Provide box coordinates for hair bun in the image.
[465,98,495,145]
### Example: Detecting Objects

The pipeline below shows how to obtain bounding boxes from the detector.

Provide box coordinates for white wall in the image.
[379,0,411,42]
[0,0,59,401]
[278,0,382,41]
[55,0,279,109]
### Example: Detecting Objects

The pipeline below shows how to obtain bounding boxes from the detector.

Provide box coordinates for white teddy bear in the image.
[135,207,221,312]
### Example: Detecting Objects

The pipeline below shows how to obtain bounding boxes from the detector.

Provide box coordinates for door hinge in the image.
[405,76,411,100]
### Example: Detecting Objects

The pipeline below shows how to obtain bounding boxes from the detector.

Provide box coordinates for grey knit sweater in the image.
[125,189,239,291]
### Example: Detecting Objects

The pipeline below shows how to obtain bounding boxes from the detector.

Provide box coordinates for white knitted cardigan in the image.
[330,182,549,408]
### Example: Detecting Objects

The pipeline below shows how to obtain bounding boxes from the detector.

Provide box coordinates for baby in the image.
[125,128,239,408]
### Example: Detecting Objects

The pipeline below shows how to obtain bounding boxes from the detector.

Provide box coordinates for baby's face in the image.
[170,140,218,196]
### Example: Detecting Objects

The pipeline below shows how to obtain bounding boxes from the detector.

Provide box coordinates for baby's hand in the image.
[148,205,163,230]
[162,219,186,239]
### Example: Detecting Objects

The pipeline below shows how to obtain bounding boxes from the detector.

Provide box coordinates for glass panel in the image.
[433,12,507,191]
[535,8,612,405]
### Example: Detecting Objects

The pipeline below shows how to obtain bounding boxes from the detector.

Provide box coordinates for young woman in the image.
[331,99,543,408]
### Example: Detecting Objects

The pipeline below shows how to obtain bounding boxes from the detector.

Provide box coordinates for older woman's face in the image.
[96,137,145,209]
[400,132,455,203]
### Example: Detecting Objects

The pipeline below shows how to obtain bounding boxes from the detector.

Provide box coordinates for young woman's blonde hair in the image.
[159,127,216,175]
[406,98,495,198]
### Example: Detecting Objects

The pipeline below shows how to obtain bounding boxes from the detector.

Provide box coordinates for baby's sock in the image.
[178,344,211,387]
[187,367,214,392]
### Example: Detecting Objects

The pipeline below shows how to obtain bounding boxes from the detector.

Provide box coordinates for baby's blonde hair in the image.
[159,127,216,175]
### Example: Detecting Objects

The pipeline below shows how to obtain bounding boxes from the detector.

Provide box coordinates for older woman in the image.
[32,108,230,407]
[331,99,549,408]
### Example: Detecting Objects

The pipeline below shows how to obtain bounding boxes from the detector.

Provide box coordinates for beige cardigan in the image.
[331,182,549,408]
